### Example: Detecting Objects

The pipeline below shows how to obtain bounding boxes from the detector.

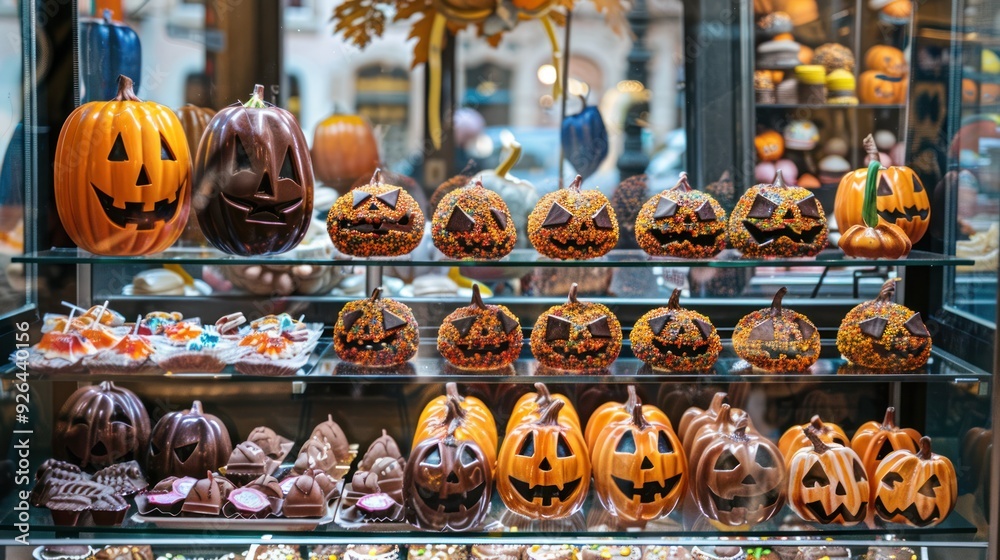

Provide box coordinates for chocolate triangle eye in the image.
[587,316,612,338]
[903,313,930,337]
[352,190,372,208]
[796,195,821,218]
[796,318,816,339]
[542,203,572,227]
[341,310,363,330]
[859,317,888,339]
[545,315,572,341]
[497,311,519,334]
[647,313,671,335]
[749,318,775,341]
[877,175,894,196]
[278,147,297,181]
[382,309,408,331]
[693,318,714,339]
[747,194,778,218]
[695,201,717,221]
[445,207,476,232]
[450,316,477,337]
[592,205,614,230]
[654,196,677,219]
[490,207,508,230]
[376,189,400,209]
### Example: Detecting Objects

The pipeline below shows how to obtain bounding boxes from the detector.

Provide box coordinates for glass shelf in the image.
[755,103,906,110]
[12,248,974,269]
[5,342,989,384]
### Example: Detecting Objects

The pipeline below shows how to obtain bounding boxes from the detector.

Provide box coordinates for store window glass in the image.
[0,0,25,315]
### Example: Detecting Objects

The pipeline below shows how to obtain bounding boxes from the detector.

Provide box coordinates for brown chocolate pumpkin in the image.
[437,284,522,370]
[147,400,233,481]
[836,278,932,371]
[873,437,956,527]
[333,287,419,367]
[527,175,619,260]
[53,381,151,470]
[727,170,828,258]
[732,287,820,372]
[630,288,722,372]
[326,169,426,256]
[634,173,727,258]
[787,427,869,526]
[529,283,622,371]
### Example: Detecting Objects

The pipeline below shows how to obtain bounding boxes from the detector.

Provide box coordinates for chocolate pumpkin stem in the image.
[567,174,583,192]
[444,398,467,427]
[671,172,692,193]
[772,169,787,189]
[917,436,933,460]
[667,288,682,310]
[99,380,113,391]
[369,287,383,301]
[190,400,203,415]
[803,426,830,454]
[370,168,383,186]
[537,399,565,426]
[244,84,267,109]
[881,406,898,429]
[877,278,900,302]
[715,403,732,429]
[470,284,487,309]
[630,399,650,430]
[626,385,641,411]
[567,283,580,304]
[770,287,788,317]
[809,415,825,432]
[445,382,461,402]
[733,415,750,438]
[113,75,141,102]
[710,392,728,413]
[533,382,552,405]
[863,134,879,159]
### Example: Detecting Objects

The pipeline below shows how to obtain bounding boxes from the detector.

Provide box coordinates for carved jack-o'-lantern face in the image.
[404,421,493,531]
[732,287,821,373]
[873,437,957,527]
[631,288,722,372]
[497,401,591,519]
[693,417,786,527]
[865,45,907,77]
[327,169,426,257]
[529,283,623,371]
[837,279,931,371]
[437,285,523,370]
[754,130,784,163]
[528,175,619,260]
[635,173,727,258]
[54,75,191,255]
[432,179,517,259]
[333,287,419,367]
[728,170,828,258]
[787,427,869,526]
[146,400,233,481]
[53,381,151,471]
[194,85,314,256]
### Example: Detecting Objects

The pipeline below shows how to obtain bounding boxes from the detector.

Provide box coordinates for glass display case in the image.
[1,0,998,559]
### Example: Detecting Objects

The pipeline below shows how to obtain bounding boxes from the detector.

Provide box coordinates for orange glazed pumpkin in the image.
[834,135,930,245]
[414,382,498,466]
[311,113,380,192]
[858,71,906,105]
[508,382,580,431]
[864,45,907,78]
[787,427,869,526]
[850,406,921,482]
[55,75,191,255]
[585,385,671,451]
[873,436,957,527]
[778,415,849,464]
[839,160,913,259]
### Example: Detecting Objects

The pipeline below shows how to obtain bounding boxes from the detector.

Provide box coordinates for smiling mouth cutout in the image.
[509,476,582,507]
[549,238,603,252]
[805,500,868,524]
[92,183,182,230]
[339,214,413,235]
[649,228,723,248]
[337,331,400,353]
[550,345,608,360]
[652,339,708,357]
[709,487,782,513]
[612,473,682,503]
[874,497,940,527]
[879,205,929,223]
[416,482,486,513]
[743,221,823,246]
[457,342,511,358]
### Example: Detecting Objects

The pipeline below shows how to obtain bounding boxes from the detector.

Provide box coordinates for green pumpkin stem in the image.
[537,399,565,426]
[803,425,830,454]
[770,287,788,318]
[881,406,898,429]
[369,287,383,301]
[244,84,267,109]
[470,284,487,309]
[771,169,787,189]
[862,160,883,228]
[917,436,933,460]
[113,75,141,102]
[566,283,580,304]
[667,288,682,310]
[671,172,692,193]
[494,139,522,177]
[877,278,900,302]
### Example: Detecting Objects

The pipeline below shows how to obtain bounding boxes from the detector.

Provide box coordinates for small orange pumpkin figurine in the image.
[839,160,912,259]
[778,415,849,465]
[873,436,957,527]
[850,406,921,482]
[787,426,869,526]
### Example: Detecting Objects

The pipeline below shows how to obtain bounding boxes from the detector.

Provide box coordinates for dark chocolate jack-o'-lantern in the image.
[497,400,591,519]
[53,381,151,470]
[634,172,727,258]
[333,287,419,367]
[787,427,869,526]
[527,174,619,260]
[692,415,786,527]
[873,436,957,527]
[54,75,191,255]
[326,169,426,257]
[630,288,722,372]
[727,170,828,258]
[850,406,920,482]
[194,84,314,256]
[732,287,820,373]
[437,285,522,370]
[677,392,749,456]
[837,278,931,371]
[529,283,622,371]
[431,178,517,260]
[147,400,233,481]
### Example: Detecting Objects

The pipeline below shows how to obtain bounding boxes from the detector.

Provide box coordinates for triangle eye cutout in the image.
[376,189,400,209]
[160,135,176,161]
[446,207,476,233]
[747,194,778,218]
[491,207,508,230]
[542,203,573,227]
[382,309,408,331]
[654,196,678,219]
[278,148,297,181]
[108,133,128,161]
[592,205,614,229]
[497,311,519,334]
[647,313,671,335]
[341,310,363,330]
[450,316,478,337]
[545,315,572,341]
[234,137,252,171]
[877,175,894,196]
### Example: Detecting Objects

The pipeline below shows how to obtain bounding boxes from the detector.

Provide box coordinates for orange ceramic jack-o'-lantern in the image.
[787,427,869,526]
[778,415,849,465]
[55,75,191,255]
[850,406,921,482]
[873,436,957,527]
